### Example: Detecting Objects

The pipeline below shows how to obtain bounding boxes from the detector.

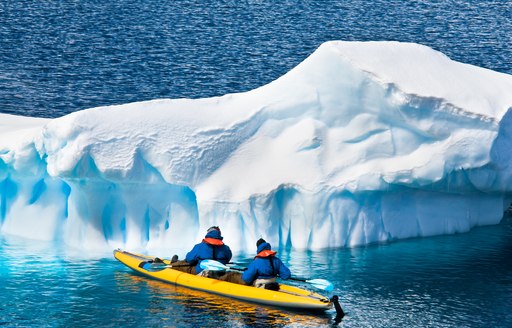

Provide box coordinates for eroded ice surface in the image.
[1,41,512,252]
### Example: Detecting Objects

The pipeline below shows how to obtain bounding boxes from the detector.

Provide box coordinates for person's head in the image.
[256,238,271,253]
[205,226,223,240]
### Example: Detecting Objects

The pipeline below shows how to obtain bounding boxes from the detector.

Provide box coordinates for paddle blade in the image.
[200,259,229,271]
[140,262,168,272]
[305,278,335,292]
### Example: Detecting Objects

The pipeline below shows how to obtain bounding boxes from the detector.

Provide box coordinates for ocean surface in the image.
[1,0,512,327]
[1,215,511,327]
[0,0,511,118]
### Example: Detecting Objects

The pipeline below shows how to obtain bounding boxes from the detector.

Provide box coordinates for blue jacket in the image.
[242,242,291,284]
[185,229,232,273]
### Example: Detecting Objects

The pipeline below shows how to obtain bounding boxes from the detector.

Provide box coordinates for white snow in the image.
[1,41,512,253]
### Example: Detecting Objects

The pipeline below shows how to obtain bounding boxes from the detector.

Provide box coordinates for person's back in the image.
[242,238,291,289]
[185,226,232,274]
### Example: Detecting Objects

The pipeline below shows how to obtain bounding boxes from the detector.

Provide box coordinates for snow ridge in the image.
[1,41,512,252]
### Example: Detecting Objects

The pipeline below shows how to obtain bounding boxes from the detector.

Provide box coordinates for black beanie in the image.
[256,238,266,247]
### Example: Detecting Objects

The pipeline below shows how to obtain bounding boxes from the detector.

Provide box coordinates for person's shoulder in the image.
[247,258,260,268]
[192,242,205,249]
[275,256,287,265]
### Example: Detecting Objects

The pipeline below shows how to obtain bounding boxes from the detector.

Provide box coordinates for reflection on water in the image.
[115,274,332,327]
[0,215,511,327]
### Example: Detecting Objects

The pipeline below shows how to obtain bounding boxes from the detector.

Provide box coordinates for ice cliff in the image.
[1,41,512,253]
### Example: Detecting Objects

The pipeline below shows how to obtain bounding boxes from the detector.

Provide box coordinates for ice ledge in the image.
[1,41,512,251]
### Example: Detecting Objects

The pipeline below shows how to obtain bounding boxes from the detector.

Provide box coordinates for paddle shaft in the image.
[289,277,308,282]
[169,263,194,268]
[228,264,318,282]
[148,263,194,269]
[201,260,334,291]
[228,267,315,284]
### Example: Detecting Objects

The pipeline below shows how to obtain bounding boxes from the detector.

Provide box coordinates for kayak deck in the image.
[114,249,332,311]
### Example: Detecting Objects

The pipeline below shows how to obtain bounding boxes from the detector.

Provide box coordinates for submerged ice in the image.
[1,41,512,252]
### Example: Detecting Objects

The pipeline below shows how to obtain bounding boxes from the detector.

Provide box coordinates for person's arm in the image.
[225,245,232,263]
[242,261,258,284]
[185,244,200,264]
[277,258,291,280]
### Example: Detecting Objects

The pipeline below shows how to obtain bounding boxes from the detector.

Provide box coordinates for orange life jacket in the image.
[202,237,224,246]
[255,249,277,259]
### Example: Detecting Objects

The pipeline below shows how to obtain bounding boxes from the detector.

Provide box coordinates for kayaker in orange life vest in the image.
[241,238,291,288]
[171,226,232,275]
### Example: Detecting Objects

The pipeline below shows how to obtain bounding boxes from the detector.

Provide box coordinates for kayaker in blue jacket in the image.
[241,238,291,289]
[181,226,232,274]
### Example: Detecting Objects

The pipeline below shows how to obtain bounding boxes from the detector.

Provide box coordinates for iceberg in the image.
[1,41,512,252]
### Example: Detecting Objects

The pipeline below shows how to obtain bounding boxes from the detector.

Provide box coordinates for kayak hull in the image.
[114,249,332,311]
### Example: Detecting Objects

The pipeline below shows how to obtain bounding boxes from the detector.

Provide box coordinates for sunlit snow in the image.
[1,41,512,253]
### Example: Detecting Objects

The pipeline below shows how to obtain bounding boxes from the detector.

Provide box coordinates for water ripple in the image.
[2,215,511,327]
[0,0,510,118]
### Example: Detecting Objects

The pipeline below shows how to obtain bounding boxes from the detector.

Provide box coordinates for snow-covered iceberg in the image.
[1,41,512,252]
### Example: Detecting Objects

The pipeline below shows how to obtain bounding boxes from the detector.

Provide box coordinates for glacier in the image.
[1,41,512,253]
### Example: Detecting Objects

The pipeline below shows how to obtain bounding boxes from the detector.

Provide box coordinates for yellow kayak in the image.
[114,249,333,311]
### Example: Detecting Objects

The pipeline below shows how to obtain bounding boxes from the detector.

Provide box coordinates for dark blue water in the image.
[0,0,511,118]
[1,215,511,327]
